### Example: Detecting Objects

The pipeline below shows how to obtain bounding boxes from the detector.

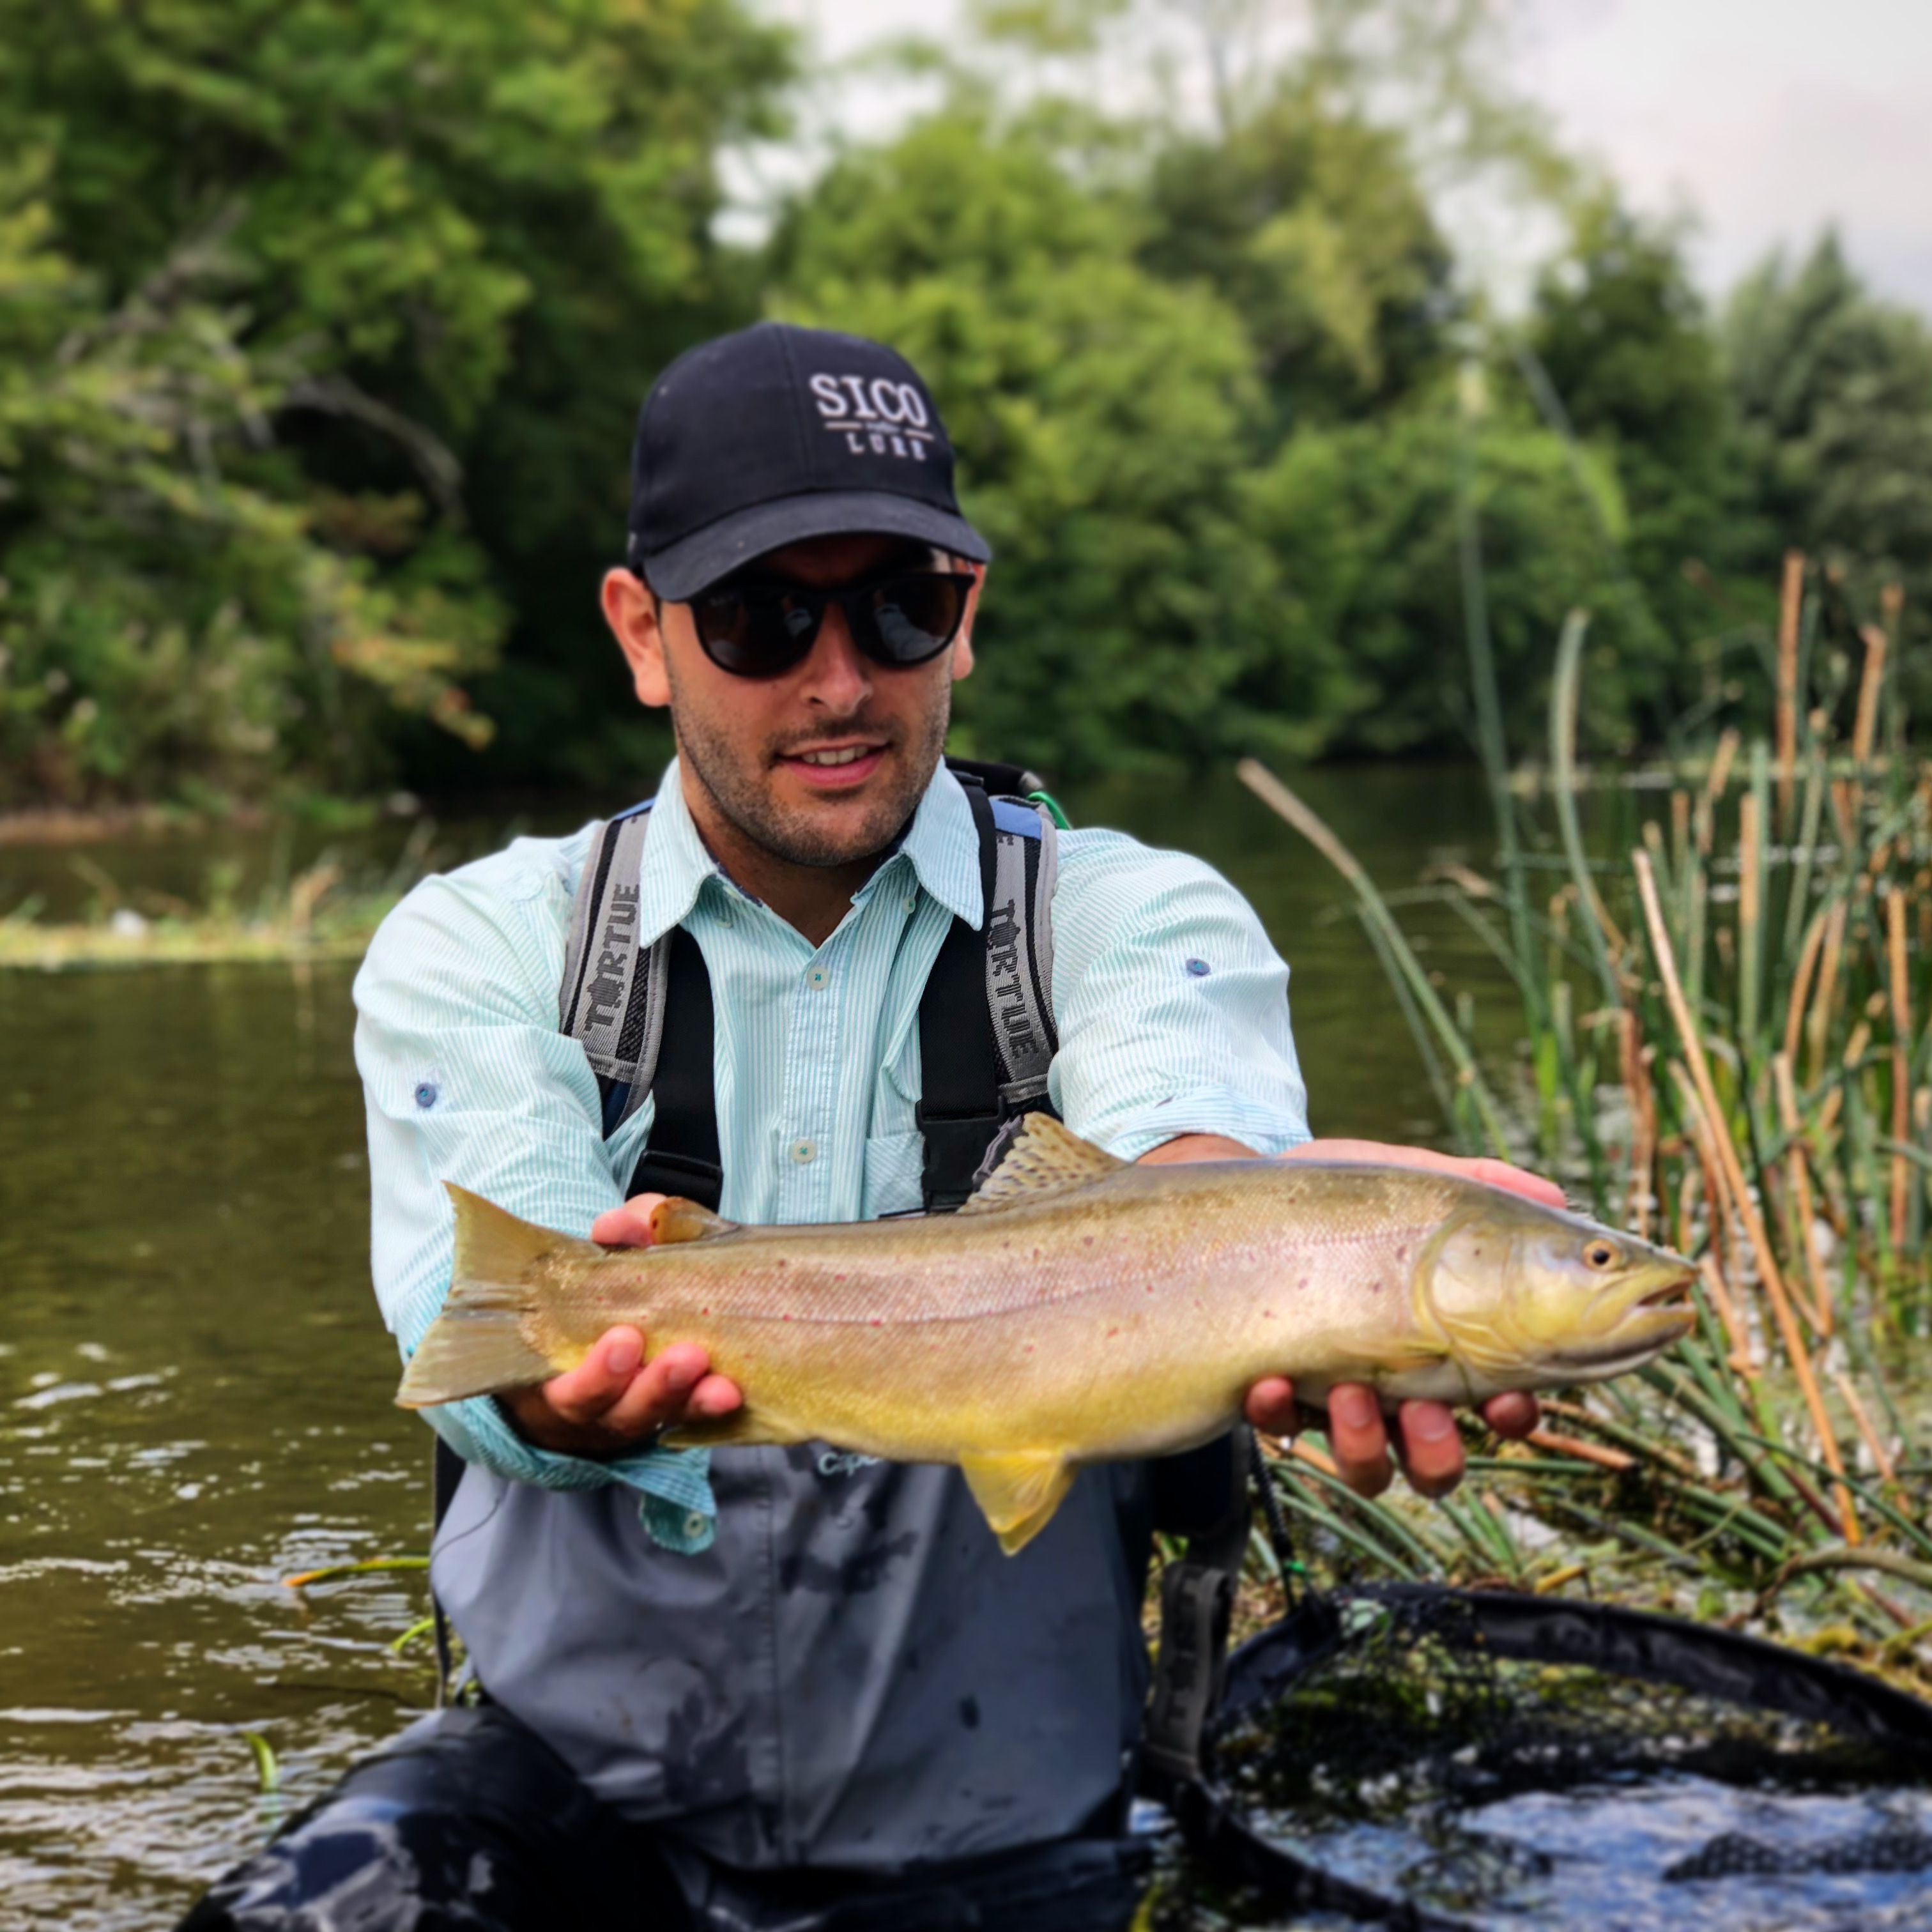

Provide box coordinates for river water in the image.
[0,763,1565,1926]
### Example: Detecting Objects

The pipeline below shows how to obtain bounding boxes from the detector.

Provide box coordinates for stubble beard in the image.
[668,662,953,870]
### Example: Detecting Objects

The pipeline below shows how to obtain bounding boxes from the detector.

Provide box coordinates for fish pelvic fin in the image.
[394,1185,599,1408]
[958,1115,1124,1217]
[959,1450,1076,1554]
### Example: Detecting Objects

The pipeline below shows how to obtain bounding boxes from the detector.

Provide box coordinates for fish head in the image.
[1418,1197,1697,1384]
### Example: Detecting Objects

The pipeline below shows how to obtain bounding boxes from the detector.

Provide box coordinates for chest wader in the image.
[428,758,1261,1820]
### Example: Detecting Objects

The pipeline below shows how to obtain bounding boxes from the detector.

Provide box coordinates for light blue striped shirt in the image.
[353,759,1310,1547]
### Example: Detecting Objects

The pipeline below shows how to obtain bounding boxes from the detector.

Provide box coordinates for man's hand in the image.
[496,1192,744,1457]
[1140,1133,1554,1500]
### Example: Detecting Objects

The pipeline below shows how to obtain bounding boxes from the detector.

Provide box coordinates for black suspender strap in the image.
[917,781,1009,1212]
[625,926,724,1213]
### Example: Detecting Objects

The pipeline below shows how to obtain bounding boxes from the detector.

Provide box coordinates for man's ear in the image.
[950,562,985,682]
[602,569,671,709]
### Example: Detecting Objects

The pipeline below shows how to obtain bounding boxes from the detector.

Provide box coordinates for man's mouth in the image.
[776,740,889,787]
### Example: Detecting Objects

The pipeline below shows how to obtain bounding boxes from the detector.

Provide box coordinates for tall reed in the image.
[1239,555,1932,1694]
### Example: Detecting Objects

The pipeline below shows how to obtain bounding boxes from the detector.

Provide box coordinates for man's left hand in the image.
[1138,1133,1556,1500]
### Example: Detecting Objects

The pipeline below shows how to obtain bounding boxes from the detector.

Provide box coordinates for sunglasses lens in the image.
[692,590,821,678]
[862,574,967,664]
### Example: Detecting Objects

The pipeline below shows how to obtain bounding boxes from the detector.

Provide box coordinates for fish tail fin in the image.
[394,1184,599,1408]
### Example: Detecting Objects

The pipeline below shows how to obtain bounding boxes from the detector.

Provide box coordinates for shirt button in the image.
[904,894,917,912]
[715,907,735,929]
[804,965,829,990]
[789,1138,818,1165]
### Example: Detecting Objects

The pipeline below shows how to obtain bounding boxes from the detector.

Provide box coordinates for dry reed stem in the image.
[1772,1051,1832,1335]
[1777,551,1804,826]
[1816,1019,1871,1136]
[1618,1009,1657,1238]
[1808,899,1850,1088]
[1705,728,1741,802]
[1633,849,1860,1540]
[1887,889,1912,1249]
[1833,1371,1899,1487]
[1782,910,1827,1071]
[1853,625,1887,770]
[1740,792,1762,1045]
[1699,1254,1759,1378]
[1526,1428,1637,1473]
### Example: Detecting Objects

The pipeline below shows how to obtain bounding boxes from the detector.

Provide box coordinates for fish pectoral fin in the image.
[958,1116,1125,1216]
[660,1406,795,1450]
[959,1451,1076,1555]
[646,1197,740,1244]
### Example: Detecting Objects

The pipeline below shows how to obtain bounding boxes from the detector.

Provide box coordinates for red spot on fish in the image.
[1032,1248,1042,1260]
[1083,1236,1094,1248]
[1023,1342,1035,1353]
[782,1313,792,1321]
[700,1307,710,1315]
[1262,1309,1273,1319]
[1146,1285,1155,1295]
[871,1318,882,1327]
[1395,1245,1408,1262]
[1298,1278,1310,1291]
[1107,1327,1119,1338]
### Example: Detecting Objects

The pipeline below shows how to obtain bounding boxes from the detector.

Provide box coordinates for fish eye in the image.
[1583,1239,1619,1271]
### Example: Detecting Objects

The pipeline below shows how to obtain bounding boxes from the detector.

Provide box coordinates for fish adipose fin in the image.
[958,1115,1125,1218]
[394,1185,601,1408]
[960,1450,1076,1554]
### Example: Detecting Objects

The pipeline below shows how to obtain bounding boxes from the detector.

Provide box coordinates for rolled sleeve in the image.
[353,849,712,1533]
[1047,830,1311,1160]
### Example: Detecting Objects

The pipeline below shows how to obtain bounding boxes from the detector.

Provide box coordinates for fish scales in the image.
[398,1116,1696,1552]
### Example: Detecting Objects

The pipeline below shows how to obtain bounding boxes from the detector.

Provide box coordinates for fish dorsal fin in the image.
[646,1197,739,1245]
[958,1114,1126,1217]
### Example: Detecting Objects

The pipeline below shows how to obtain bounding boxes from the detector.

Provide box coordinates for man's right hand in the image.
[496,1191,744,1457]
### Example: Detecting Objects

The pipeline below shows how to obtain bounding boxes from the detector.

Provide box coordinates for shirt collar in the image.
[632,756,983,942]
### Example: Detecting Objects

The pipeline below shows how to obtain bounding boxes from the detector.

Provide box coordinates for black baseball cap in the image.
[626,321,991,601]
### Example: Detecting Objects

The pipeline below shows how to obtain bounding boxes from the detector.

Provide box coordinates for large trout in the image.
[398,1116,1695,1552]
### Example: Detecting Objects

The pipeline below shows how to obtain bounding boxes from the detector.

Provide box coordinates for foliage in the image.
[771,114,1283,778]
[0,0,792,804]
[1726,234,1932,642]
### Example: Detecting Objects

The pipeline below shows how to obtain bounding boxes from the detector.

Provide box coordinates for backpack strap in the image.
[916,770,1061,1211]
[558,801,666,1138]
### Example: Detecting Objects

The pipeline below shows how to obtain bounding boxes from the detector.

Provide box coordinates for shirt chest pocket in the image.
[861,1130,924,1221]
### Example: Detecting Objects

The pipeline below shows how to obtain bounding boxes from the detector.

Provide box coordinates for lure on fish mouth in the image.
[397,1116,1696,1553]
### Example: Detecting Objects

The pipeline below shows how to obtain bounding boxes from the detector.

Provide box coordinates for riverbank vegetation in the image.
[1246,554,1932,1697]
[4,0,1932,806]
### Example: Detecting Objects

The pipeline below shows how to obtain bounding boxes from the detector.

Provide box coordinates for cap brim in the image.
[636,491,992,601]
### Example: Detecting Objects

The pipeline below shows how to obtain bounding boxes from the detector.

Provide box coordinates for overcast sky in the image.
[752,0,1932,315]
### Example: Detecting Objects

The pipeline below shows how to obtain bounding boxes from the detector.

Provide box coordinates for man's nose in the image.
[797,603,872,712]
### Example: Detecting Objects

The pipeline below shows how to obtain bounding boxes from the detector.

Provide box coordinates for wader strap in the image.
[431,1434,466,1708]
[625,926,724,1213]
[1140,1427,1261,1797]
[915,777,1061,1211]
[558,802,665,1137]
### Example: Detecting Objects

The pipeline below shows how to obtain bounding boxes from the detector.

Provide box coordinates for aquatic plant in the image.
[1240,553,1932,1694]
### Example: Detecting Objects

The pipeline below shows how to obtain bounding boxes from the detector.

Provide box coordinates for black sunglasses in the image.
[684,568,976,680]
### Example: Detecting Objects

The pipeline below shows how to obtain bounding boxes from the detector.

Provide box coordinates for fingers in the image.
[1391,1399,1464,1499]
[1275,1140,1566,1211]
[1243,1375,1300,1437]
[1482,1390,1540,1439]
[591,1192,669,1248]
[1326,1384,1395,1498]
[516,1325,744,1452]
[1462,1158,1568,1210]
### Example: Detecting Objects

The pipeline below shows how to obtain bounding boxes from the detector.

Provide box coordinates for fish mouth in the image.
[1549,1263,1698,1370]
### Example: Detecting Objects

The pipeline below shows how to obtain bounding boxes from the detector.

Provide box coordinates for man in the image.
[181,322,1550,1931]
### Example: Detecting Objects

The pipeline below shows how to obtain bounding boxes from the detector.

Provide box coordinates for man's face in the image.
[604,533,978,870]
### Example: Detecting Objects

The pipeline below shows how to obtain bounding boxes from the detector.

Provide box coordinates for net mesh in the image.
[1188,1586,1932,1928]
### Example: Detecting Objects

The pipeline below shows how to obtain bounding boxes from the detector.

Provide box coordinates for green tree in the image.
[770,112,1282,778]
[1726,233,1932,632]
[1139,80,1455,424]
[1524,198,1754,723]
[0,0,792,802]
